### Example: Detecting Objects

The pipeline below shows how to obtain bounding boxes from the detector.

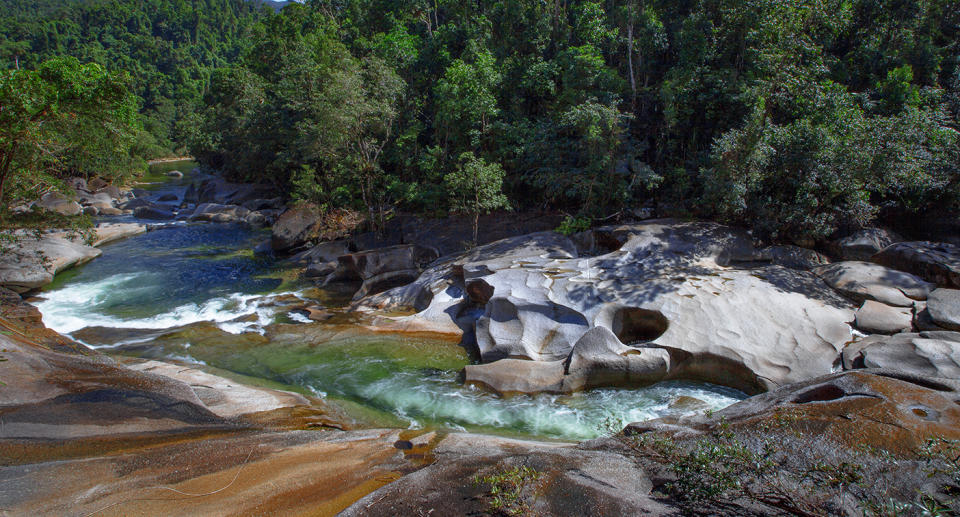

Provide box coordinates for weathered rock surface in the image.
[359,221,855,394]
[814,260,933,306]
[854,300,913,334]
[188,202,250,223]
[36,191,81,216]
[464,358,566,393]
[927,288,960,330]
[832,228,902,261]
[0,233,101,292]
[842,331,960,379]
[133,205,176,220]
[271,204,323,252]
[341,433,677,517]
[873,241,960,288]
[124,360,308,418]
[626,369,960,455]
[86,223,147,246]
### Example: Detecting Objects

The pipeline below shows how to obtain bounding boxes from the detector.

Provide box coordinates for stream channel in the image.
[33,161,745,440]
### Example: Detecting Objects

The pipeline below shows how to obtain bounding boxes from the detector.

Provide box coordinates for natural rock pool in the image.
[32,162,745,440]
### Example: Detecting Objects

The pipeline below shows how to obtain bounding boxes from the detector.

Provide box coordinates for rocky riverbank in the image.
[4,168,960,514]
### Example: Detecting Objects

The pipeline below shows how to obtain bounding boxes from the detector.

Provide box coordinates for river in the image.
[32,161,745,440]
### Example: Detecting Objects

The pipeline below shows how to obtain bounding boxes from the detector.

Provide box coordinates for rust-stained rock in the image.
[626,369,960,456]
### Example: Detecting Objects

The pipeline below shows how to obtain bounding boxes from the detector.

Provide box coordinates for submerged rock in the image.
[134,205,176,220]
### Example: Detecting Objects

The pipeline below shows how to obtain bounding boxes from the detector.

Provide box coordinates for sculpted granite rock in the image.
[0,234,101,293]
[358,221,855,394]
[626,369,960,455]
[36,192,81,216]
[832,228,902,261]
[842,331,960,379]
[927,288,960,330]
[813,261,934,306]
[872,241,960,288]
[854,300,913,334]
[464,358,566,393]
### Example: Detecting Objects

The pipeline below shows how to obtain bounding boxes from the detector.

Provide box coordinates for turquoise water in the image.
[33,161,746,439]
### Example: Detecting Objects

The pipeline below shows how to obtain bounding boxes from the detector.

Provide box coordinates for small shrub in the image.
[555,215,591,236]
[473,465,543,516]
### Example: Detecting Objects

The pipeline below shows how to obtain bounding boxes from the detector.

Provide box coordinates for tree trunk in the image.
[472,211,479,246]
[627,23,636,106]
[13,54,19,70]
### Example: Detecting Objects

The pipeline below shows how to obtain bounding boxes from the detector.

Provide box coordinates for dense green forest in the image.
[2,0,959,242]
[0,0,272,156]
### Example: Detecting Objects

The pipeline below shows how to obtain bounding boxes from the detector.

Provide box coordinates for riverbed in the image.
[32,161,745,439]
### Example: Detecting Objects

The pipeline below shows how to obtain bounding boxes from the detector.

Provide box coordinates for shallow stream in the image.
[33,161,745,440]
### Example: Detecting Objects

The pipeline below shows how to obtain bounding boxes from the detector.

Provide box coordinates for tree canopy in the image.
[3,0,959,242]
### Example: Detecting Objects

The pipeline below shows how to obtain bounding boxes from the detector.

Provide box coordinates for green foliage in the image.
[443,152,509,244]
[0,56,142,222]
[626,425,960,516]
[555,215,591,236]
[13,0,955,241]
[0,0,271,153]
[473,465,543,516]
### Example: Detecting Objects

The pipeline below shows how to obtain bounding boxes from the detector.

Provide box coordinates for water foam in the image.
[35,273,288,339]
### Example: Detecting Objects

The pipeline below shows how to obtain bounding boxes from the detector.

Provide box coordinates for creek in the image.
[33,161,745,439]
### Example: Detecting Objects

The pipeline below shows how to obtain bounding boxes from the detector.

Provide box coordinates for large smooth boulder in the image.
[271,204,322,252]
[188,202,250,223]
[873,241,960,288]
[77,191,114,207]
[927,288,960,331]
[854,300,913,334]
[842,331,960,379]
[832,228,902,261]
[563,326,671,392]
[337,245,439,281]
[133,205,175,220]
[360,222,855,394]
[0,234,101,292]
[36,192,81,216]
[813,261,933,306]
[463,359,566,394]
[89,223,147,246]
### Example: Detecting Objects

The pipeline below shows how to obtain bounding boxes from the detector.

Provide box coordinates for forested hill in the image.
[1,0,959,243]
[0,0,272,155]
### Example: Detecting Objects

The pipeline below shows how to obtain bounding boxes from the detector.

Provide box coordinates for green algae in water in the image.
[113,325,744,440]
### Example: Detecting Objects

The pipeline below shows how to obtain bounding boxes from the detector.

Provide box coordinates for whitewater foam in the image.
[34,273,302,340]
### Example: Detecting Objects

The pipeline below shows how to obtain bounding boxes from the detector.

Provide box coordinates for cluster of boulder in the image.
[129,175,283,227]
[279,218,960,399]
[16,176,134,217]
